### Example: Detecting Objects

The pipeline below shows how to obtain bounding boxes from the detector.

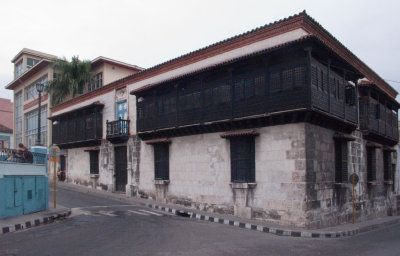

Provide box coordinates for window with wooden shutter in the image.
[230,136,255,183]
[89,151,99,174]
[270,71,281,92]
[254,75,265,95]
[281,68,293,90]
[345,85,356,105]
[294,66,305,87]
[367,147,376,182]
[154,143,169,180]
[335,141,348,183]
[383,151,392,182]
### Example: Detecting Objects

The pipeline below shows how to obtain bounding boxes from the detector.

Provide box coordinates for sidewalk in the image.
[55,181,400,239]
[0,204,71,236]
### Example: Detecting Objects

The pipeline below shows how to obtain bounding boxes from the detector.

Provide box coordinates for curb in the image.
[143,203,356,239]
[142,203,400,239]
[55,183,400,239]
[1,210,72,236]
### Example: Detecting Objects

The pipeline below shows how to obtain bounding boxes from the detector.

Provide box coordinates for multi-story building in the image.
[50,11,399,228]
[0,98,13,148]
[5,49,143,151]
[6,49,57,148]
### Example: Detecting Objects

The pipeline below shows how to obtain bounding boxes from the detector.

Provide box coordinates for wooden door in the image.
[114,146,127,192]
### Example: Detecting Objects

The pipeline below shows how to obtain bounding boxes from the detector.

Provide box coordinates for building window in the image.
[25,75,48,101]
[89,151,99,174]
[383,151,392,182]
[0,140,9,149]
[230,136,255,183]
[27,58,39,69]
[334,140,348,183]
[60,155,66,171]
[345,85,356,105]
[25,107,47,148]
[15,61,23,77]
[154,143,169,180]
[88,72,103,92]
[367,147,376,182]
[15,92,23,146]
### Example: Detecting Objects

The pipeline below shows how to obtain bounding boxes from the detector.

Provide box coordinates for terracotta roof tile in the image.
[220,129,259,138]
[333,133,356,141]
[145,138,171,144]
[131,35,314,95]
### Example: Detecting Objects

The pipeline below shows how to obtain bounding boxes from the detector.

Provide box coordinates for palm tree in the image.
[46,56,93,105]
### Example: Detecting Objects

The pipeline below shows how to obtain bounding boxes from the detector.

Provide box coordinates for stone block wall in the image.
[304,123,396,228]
[138,123,308,227]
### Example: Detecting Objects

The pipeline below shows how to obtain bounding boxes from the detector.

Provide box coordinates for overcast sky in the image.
[1,0,399,101]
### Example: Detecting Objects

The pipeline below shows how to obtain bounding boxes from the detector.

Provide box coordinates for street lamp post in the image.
[35,82,44,146]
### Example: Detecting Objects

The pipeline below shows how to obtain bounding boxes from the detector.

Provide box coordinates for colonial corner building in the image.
[6,11,400,228]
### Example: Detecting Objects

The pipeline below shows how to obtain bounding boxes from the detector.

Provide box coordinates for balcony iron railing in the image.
[106,118,130,138]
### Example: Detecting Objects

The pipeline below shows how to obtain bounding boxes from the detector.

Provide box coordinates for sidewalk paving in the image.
[0,204,71,236]
[55,181,400,239]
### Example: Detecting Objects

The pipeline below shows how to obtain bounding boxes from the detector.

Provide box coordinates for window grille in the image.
[154,143,169,180]
[89,151,99,174]
[367,147,376,182]
[335,140,348,183]
[234,79,244,101]
[330,77,336,97]
[311,66,318,87]
[254,75,265,95]
[383,151,392,181]
[345,85,356,105]
[270,72,280,92]
[230,136,255,183]
[244,77,254,98]
[294,66,305,87]
[282,69,293,90]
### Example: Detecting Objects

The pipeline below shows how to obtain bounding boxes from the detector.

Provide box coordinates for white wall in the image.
[138,123,307,225]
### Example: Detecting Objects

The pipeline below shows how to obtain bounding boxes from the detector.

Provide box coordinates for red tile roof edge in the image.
[220,129,260,138]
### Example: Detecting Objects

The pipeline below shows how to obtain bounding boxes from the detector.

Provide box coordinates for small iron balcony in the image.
[106,118,130,143]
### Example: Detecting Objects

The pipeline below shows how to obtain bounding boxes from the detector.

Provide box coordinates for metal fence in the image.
[0,148,46,165]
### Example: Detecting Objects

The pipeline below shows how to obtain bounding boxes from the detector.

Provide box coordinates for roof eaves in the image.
[300,12,397,98]
[131,35,314,95]
[91,56,144,71]
[11,48,57,63]
[5,59,52,90]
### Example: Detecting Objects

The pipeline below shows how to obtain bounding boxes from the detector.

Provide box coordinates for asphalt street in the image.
[0,186,399,256]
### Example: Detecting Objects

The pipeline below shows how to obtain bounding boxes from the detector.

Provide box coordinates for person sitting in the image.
[15,143,28,163]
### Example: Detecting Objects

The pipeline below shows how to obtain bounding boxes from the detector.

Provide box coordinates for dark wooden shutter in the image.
[89,151,99,174]
[341,142,348,182]
[60,155,66,171]
[230,136,255,183]
[294,66,305,87]
[154,144,169,180]
[367,148,376,182]
[254,75,265,95]
[384,151,392,181]
[335,141,348,183]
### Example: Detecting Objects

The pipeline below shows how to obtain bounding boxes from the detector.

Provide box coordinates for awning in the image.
[145,138,171,144]
[48,101,104,120]
[220,129,259,138]
[366,142,382,148]
[333,133,356,142]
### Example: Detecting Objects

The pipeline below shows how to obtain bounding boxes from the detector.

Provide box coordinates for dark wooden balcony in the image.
[133,38,363,140]
[50,102,103,149]
[359,84,399,145]
[106,119,130,143]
